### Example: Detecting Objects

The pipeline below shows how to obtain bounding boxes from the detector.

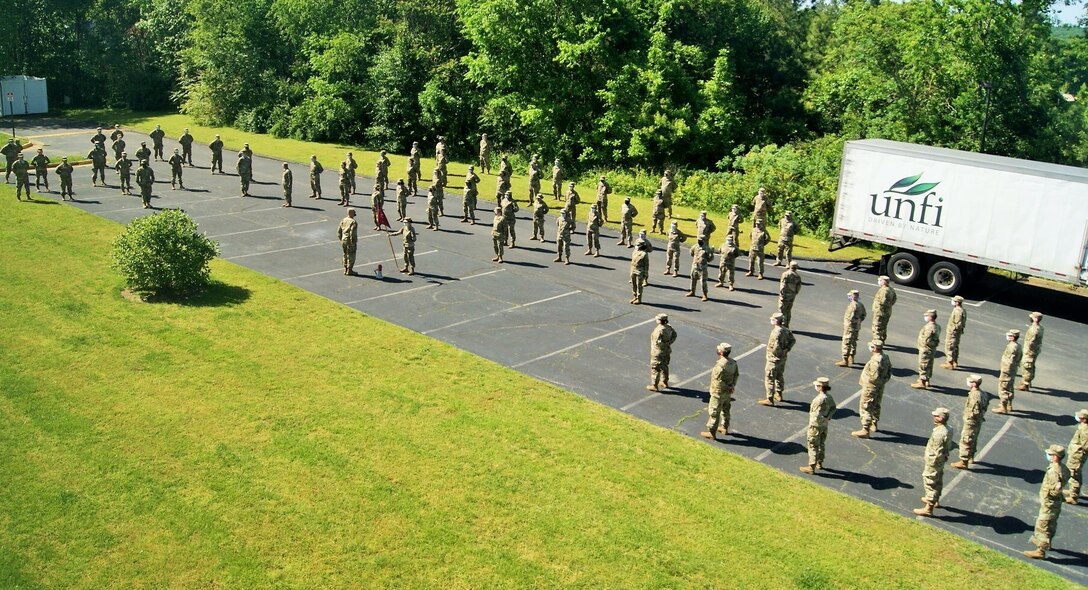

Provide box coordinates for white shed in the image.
[0,76,49,115]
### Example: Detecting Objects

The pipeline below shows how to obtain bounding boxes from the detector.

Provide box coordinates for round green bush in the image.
[110,209,220,297]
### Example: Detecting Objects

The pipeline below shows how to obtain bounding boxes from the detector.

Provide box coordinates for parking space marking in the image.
[940,417,1016,500]
[832,276,988,307]
[511,317,658,369]
[422,290,580,335]
[620,344,767,411]
[206,219,325,238]
[755,388,864,461]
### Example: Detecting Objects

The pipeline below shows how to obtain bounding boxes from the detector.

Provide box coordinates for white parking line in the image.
[422,290,580,335]
[754,388,864,461]
[283,249,443,280]
[511,317,658,369]
[833,276,987,307]
[620,344,767,411]
[342,257,492,304]
[206,219,325,238]
[223,233,385,260]
[940,417,1016,499]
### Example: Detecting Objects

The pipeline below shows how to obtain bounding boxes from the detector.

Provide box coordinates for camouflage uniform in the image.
[309,157,323,199]
[761,316,795,404]
[111,137,126,161]
[209,137,224,173]
[168,151,185,189]
[996,331,1022,413]
[1019,315,1044,390]
[555,210,572,263]
[664,223,685,276]
[618,200,637,246]
[802,379,837,473]
[346,154,358,194]
[716,235,739,289]
[426,187,441,230]
[431,167,445,216]
[532,197,549,241]
[31,151,50,191]
[871,279,897,342]
[337,212,358,275]
[1066,413,1088,502]
[837,292,867,366]
[491,208,507,262]
[752,188,769,225]
[915,409,952,515]
[775,213,797,266]
[659,170,676,218]
[407,143,421,195]
[478,135,491,174]
[953,377,989,468]
[498,156,512,196]
[650,191,666,234]
[584,205,602,256]
[395,181,410,221]
[338,164,351,206]
[502,196,519,246]
[596,177,611,223]
[911,312,940,388]
[55,159,74,200]
[551,160,564,201]
[726,205,741,241]
[703,346,740,438]
[462,168,480,223]
[776,264,802,327]
[630,243,649,304]
[695,213,715,245]
[88,145,108,186]
[179,130,194,165]
[686,241,712,300]
[648,316,677,390]
[854,343,892,436]
[149,126,165,160]
[943,297,967,369]
[528,156,542,201]
[11,156,31,200]
[114,155,133,195]
[747,222,768,279]
[281,165,293,207]
[135,161,155,208]
[393,221,417,274]
[1027,446,1071,557]
[376,152,391,194]
[1,139,20,182]
[237,154,253,197]
[371,188,386,228]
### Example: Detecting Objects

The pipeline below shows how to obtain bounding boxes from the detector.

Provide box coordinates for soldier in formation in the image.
[136,159,155,208]
[596,176,611,223]
[179,128,194,166]
[836,289,866,367]
[941,295,967,369]
[910,309,940,390]
[31,148,49,192]
[462,166,480,224]
[715,234,739,290]
[800,377,836,475]
[426,186,441,231]
[391,218,418,275]
[431,165,445,216]
[395,179,410,222]
[346,152,358,194]
[1066,409,1088,504]
[659,169,676,218]
[531,195,549,241]
[871,275,897,343]
[701,343,739,440]
[237,152,253,197]
[91,127,107,146]
[502,193,519,247]
[647,314,677,391]
[2,138,20,182]
[11,153,31,200]
[135,141,151,164]
[376,150,391,194]
[478,134,490,174]
[752,187,769,225]
[726,204,741,241]
[209,135,224,174]
[109,124,123,142]
[407,142,420,195]
[759,313,795,406]
[338,163,351,206]
[496,155,512,196]
[309,155,323,199]
[852,340,891,437]
[584,203,602,256]
[551,158,564,201]
[111,135,126,161]
[490,206,506,263]
[951,374,988,470]
[1023,444,1071,559]
[528,155,542,201]
[695,210,715,245]
[114,152,133,195]
[554,209,573,265]
[629,240,650,305]
[618,198,637,247]
[686,238,712,301]
[650,190,666,234]
[88,142,108,187]
[1018,312,1044,391]
[563,182,579,222]
[149,125,165,160]
[337,209,358,276]
[746,220,768,279]
[281,162,292,208]
[994,329,1022,414]
[168,148,185,189]
[776,262,802,327]
[913,407,952,517]
[663,221,684,277]
[775,211,797,267]
[55,157,74,200]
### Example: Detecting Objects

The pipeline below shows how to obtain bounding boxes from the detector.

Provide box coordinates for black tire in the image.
[927,261,963,295]
[888,251,922,285]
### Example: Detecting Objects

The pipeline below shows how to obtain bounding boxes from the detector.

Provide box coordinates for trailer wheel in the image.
[927,261,963,295]
[888,252,922,285]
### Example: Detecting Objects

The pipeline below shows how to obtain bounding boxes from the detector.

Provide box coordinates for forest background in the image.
[3,0,1087,235]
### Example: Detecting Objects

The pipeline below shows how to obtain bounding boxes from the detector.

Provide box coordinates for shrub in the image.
[110,210,220,297]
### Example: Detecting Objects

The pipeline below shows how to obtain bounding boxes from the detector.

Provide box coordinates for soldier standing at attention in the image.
[309,155,323,199]
[758,313,796,406]
[136,159,155,208]
[910,309,940,390]
[111,135,126,162]
[149,124,165,161]
[584,203,602,257]
[852,340,891,437]
[1065,409,1088,504]
[91,127,107,146]
[726,204,741,241]
[596,175,612,223]
[435,135,446,160]
[337,162,351,206]
[618,198,637,247]
[527,154,541,201]
[531,195,549,241]
[565,182,580,214]
[871,275,897,343]
[377,150,391,193]
[88,142,108,187]
[701,343,740,440]
[395,179,409,222]
[391,218,418,275]
[659,169,676,218]
[281,162,293,208]
[135,141,151,165]
[695,210,715,245]
[11,154,31,200]
[554,209,573,264]
[775,211,797,267]
[752,187,769,225]
[502,193,519,247]
[2,138,20,183]
[836,290,867,367]
[490,206,507,263]
[551,158,564,201]
[425,186,441,231]
[650,190,666,234]
[209,135,224,174]
[951,375,988,470]
[237,152,252,197]
[109,124,123,142]
[346,152,358,194]
[716,233,739,290]
[114,152,133,195]
[407,142,420,195]
[776,262,802,327]
[168,148,185,190]
[686,238,712,301]
[941,296,967,369]
[746,220,768,279]
[31,148,49,192]
[497,155,512,196]
[663,221,685,277]
[178,128,194,166]
[634,230,653,287]
[431,165,445,216]
[337,209,358,275]
[630,240,650,305]
[994,329,1022,414]
[478,134,490,174]
[647,314,677,391]
[462,166,480,224]
[800,377,837,474]
[1024,444,1071,559]
[1018,312,1044,391]
[56,157,75,200]
[913,407,953,517]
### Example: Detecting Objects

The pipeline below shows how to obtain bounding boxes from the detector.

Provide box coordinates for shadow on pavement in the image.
[820,468,914,491]
[728,433,806,456]
[939,506,1031,535]
[971,461,1044,485]
[873,429,929,447]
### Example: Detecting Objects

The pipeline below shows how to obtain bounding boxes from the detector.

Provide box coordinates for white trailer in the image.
[0,76,49,116]
[831,139,1088,295]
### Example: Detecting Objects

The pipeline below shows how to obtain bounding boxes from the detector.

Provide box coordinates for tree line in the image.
[3,0,1086,233]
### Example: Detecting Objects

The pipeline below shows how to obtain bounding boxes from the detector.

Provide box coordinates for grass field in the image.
[0,181,1075,587]
[57,108,880,264]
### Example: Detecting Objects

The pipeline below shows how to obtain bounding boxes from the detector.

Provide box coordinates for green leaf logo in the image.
[904,182,939,195]
[889,174,921,191]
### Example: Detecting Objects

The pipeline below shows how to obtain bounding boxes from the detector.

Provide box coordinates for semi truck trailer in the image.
[830,139,1088,295]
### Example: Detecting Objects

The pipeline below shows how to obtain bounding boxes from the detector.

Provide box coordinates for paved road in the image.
[19,122,1088,583]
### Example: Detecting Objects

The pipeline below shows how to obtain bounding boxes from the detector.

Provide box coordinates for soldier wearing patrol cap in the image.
[1065,409,1088,504]
[914,407,952,517]
[995,329,1022,414]
[853,340,891,437]
[942,295,967,369]
[871,275,897,343]
[952,375,989,469]
[648,314,677,391]
[774,210,797,267]
[910,309,940,390]
[701,343,739,440]
[800,377,836,475]
[1018,312,1044,391]
[759,312,795,406]
[1025,444,1071,559]
[837,289,867,367]
[776,261,802,327]
[55,157,74,200]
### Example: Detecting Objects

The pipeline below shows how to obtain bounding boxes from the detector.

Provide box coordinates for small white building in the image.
[0,76,49,115]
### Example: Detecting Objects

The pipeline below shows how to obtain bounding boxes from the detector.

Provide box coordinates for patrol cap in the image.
[141,141,146,146]
[700,210,707,216]
[878,275,890,282]
[1006,329,1020,337]
[925,309,936,316]
[869,339,884,349]
[61,157,68,161]
[967,374,983,384]
[771,312,784,321]
[121,152,127,156]
[789,261,799,269]
[717,342,732,354]
[1075,409,1088,420]
[931,407,950,418]
[468,165,474,170]
[1047,444,1066,458]
[784,210,792,216]
[600,175,606,181]
[848,289,859,296]
[403,217,412,222]
[655,313,668,322]
[1029,311,1043,320]
[813,377,830,388]
[397,179,404,184]
[952,295,964,303]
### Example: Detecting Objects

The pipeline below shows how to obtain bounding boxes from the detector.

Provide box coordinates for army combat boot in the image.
[835,356,849,367]
[1024,543,1048,560]
[851,428,870,438]
[910,379,928,389]
[912,501,934,517]
[799,464,816,475]
[951,459,969,470]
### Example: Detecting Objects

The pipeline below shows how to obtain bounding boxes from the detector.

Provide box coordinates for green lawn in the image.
[0,183,1074,588]
[58,108,880,264]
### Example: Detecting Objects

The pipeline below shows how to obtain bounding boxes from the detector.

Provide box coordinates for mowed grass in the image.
[0,186,1072,590]
[59,108,879,264]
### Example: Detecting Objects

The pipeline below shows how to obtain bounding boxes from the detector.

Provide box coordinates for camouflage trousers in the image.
[597,197,608,222]
[492,234,504,259]
[15,174,30,198]
[619,221,634,245]
[650,356,670,388]
[945,330,963,364]
[556,235,571,261]
[998,372,1016,405]
[717,258,734,287]
[402,245,416,273]
[139,183,153,206]
[585,229,600,254]
[1020,355,1037,385]
[871,311,891,342]
[777,295,796,327]
[665,246,680,274]
[842,326,861,358]
[1068,459,1084,498]
[631,272,645,302]
[689,267,708,297]
[463,195,477,222]
[776,240,793,266]
[959,420,983,462]
[747,247,765,276]
[921,462,946,504]
[211,151,223,173]
[118,172,131,192]
[807,425,828,466]
[1031,507,1062,549]
[504,219,516,246]
[533,217,546,240]
[859,386,884,430]
[918,349,935,382]
[310,175,321,197]
[283,186,291,206]
[764,358,786,401]
[34,169,48,189]
[706,390,732,433]
[341,241,357,273]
